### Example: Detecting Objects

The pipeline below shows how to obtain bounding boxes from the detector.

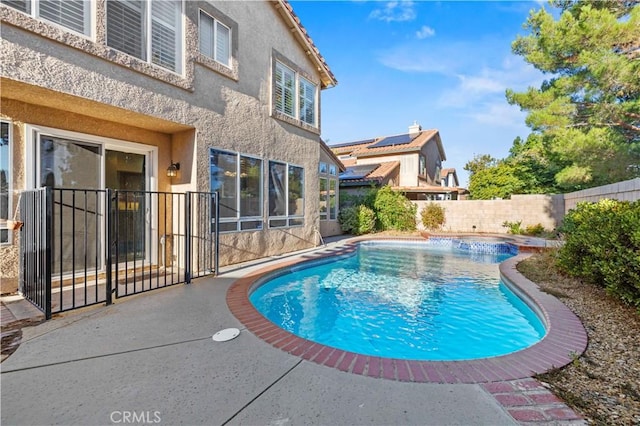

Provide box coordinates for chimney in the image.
[409,121,422,138]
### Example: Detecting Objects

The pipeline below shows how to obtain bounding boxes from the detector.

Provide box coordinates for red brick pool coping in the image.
[226,236,588,384]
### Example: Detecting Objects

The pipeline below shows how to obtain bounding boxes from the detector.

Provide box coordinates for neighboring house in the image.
[0,0,339,294]
[440,168,468,200]
[333,122,464,200]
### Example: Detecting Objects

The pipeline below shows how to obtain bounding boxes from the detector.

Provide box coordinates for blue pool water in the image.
[250,241,546,361]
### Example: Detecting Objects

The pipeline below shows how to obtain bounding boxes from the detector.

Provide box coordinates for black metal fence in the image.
[19,188,219,319]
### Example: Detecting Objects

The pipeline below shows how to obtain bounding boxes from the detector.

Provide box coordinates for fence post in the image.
[214,191,219,276]
[185,191,191,284]
[105,189,113,305]
[44,187,53,320]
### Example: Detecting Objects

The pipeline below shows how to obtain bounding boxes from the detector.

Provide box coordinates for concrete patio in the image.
[0,239,585,425]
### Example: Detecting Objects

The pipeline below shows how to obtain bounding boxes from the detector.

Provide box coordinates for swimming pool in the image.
[250,241,546,361]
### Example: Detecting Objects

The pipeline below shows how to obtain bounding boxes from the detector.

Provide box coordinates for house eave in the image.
[272,0,338,89]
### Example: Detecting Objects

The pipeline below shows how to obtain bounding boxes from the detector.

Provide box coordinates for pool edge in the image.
[226,236,588,384]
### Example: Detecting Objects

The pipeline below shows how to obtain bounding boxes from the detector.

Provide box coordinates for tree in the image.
[463,154,498,177]
[465,135,562,199]
[505,1,640,189]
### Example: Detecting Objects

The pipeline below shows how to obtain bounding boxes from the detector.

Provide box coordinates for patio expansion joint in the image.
[220,359,303,426]
[0,335,212,375]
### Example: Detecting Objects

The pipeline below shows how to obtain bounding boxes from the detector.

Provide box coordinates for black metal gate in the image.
[19,188,219,319]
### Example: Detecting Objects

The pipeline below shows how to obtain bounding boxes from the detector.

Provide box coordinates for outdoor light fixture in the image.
[167,162,180,177]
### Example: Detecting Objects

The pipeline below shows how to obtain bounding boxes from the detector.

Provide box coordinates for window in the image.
[199,10,230,68]
[319,177,327,220]
[319,162,338,222]
[210,149,263,232]
[106,0,182,73]
[329,179,337,220]
[2,0,92,36]
[0,121,11,244]
[419,154,427,177]
[273,59,317,127]
[274,62,295,118]
[268,161,304,228]
[298,77,315,125]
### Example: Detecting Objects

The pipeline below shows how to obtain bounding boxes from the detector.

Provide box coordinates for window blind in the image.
[151,0,179,71]
[215,22,230,67]
[39,0,87,35]
[1,0,30,13]
[299,77,315,125]
[107,0,145,61]
[199,12,214,59]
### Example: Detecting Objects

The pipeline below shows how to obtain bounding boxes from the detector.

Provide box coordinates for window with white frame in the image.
[298,77,316,125]
[268,161,304,228]
[273,60,317,127]
[106,0,183,73]
[328,179,337,220]
[319,177,327,220]
[210,149,263,233]
[1,0,92,36]
[0,121,11,244]
[319,161,338,221]
[199,10,230,68]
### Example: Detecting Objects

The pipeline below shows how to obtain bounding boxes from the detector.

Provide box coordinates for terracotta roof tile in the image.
[440,168,456,177]
[367,161,400,180]
[274,1,337,88]
[340,161,399,183]
[352,130,438,157]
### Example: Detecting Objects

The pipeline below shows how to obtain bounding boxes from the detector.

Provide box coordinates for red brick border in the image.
[226,237,588,384]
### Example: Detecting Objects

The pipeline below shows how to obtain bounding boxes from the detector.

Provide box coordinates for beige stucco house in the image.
[333,123,464,200]
[0,0,341,295]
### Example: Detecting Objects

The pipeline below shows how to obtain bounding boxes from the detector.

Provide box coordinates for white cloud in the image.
[369,1,417,22]
[376,42,469,74]
[467,102,528,128]
[416,25,435,39]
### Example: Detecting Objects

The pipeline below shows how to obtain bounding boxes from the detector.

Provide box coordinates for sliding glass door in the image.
[37,130,153,275]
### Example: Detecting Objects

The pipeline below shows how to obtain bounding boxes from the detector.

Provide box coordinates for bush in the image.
[420,202,446,231]
[524,223,546,237]
[502,221,548,237]
[558,199,640,309]
[338,205,376,235]
[373,186,416,231]
[339,186,378,210]
[502,220,523,234]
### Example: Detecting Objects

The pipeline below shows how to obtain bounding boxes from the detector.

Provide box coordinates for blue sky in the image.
[289,0,548,187]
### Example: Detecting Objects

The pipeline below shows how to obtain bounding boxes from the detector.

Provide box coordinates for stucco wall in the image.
[0,1,329,293]
[422,138,443,186]
[415,194,565,234]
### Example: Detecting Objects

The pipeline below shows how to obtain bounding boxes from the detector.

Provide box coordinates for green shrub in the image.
[338,205,376,235]
[502,220,523,234]
[420,202,446,231]
[339,186,378,210]
[373,186,416,231]
[558,199,640,309]
[524,223,546,236]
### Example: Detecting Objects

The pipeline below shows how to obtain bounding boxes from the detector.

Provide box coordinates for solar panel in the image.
[369,133,415,148]
[330,138,376,149]
[339,164,380,180]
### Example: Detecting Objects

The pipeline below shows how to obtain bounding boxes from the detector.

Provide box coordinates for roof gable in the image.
[272,1,337,89]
